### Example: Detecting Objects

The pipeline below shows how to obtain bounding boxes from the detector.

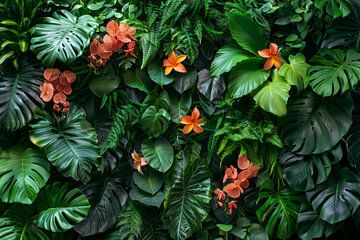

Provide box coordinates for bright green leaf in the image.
[279,53,310,91]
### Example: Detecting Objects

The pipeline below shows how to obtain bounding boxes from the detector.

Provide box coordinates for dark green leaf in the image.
[168,92,192,123]
[314,0,351,18]
[197,69,225,101]
[141,106,170,137]
[148,61,174,85]
[133,170,163,195]
[347,124,360,171]
[142,137,174,172]
[172,69,197,94]
[89,66,121,97]
[123,69,153,93]
[129,185,165,208]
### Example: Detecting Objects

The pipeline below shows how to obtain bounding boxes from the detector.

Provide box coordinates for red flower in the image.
[40,82,54,102]
[228,200,238,215]
[180,107,205,134]
[106,20,120,37]
[258,43,282,70]
[43,68,60,82]
[222,165,238,183]
[223,183,243,199]
[163,51,187,75]
[214,188,226,201]
[53,93,66,104]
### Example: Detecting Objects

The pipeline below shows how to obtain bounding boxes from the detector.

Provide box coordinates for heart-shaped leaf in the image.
[172,69,197,94]
[279,53,310,91]
[141,106,171,137]
[148,61,174,86]
[129,185,165,208]
[197,69,226,101]
[141,137,174,172]
[133,169,163,195]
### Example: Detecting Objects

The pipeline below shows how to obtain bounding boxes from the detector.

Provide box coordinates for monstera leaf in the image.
[141,137,174,172]
[0,205,50,240]
[279,145,342,191]
[0,145,50,204]
[281,91,353,154]
[75,169,128,236]
[347,124,360,171]
[297,203,334,240]
[141,106,171,137]
[314,0,351,18]
[256,179,305,240]
[30,10,98,66]
[229,12,266,55]
[309,49,360,96]
[306,168,360,224]
[163,159,211,240]
[228,59,270,99]
[34,182,90,232]
[30,106,100,183]
[0,64,43,131]
[210,45,251,76]
[279,53,310,91]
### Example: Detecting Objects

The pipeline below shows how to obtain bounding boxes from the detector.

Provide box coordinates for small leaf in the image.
[216,224,233,232]
[197,69,226,101]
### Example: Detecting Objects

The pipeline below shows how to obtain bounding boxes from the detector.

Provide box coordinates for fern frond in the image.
[116,202,142,240]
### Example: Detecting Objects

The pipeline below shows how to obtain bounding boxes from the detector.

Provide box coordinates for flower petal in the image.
[174,63,187,73]
[193,124,204,134]
[237,156,250,170]
[263,58,274,70]
[269,43,278,54]
[176,55,187,63]
[180,116,193,124]
[273,56,282,68]
[182,124,193,134]
[168,51,177,64]
[191,107,200,120]
[258,49,271,58]
[165,66,173,75]
[163,59,172,67]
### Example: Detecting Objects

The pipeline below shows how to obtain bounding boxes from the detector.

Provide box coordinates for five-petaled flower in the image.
[180,107,205,134]
[163,51,187,75]
[131,150,148,174]
[258,43,282,70]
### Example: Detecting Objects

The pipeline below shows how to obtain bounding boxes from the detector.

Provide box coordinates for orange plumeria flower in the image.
[222,165,238,183]
[228,200,238,215]
[180,107,205,134]
[258,43,282,70]
[163,51,187,75]
[131,150,148,174]
[40,82,54,102]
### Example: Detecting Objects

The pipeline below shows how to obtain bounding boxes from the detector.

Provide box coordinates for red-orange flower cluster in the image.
[39,68,76,113]
[88,20,137,68]
[214,155,260,215]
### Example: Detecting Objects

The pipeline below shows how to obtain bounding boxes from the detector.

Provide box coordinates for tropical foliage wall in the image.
[1,0,360,239]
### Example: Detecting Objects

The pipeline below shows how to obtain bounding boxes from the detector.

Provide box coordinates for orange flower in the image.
[60,71,77,84]
[228,200,237,215]
[43,68,60,82]
[53,93,66,104]
[103,34,120,52]
[180,107,205,134]
[237,155,260,178]
[214,188,226,201]
[131,150,147,174]
[40,82,54,102]
[224,183,243,199]
[124,41,136,57]
[106,20,120,37]
[234,170,251,189]
[163,51,187,75]
[222,165,238,183]
[258,43,282,70]
[90,39,100,55]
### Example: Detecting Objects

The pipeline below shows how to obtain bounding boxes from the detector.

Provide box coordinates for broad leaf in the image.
[256,179,305,240]
[314,0,351,18]
[228,59,270,98]
[279,53,310,91]
[253,72,291,117]
[297,202,334,240]
[306,168,360,224]
[210,45,251,76]
[0,64,43,131]
[281,91,353,154]
[129,185,165,208]
[30,10,98,66]
[142,137,174,172]
[141,106,171,138]
[229,12,266,55]
[89,65,121,97]
[75,169,128,236]
[172,69,197,94]
[347,124,360,171]
[34,182,90,232]
[0,145,50,204]
[279,145,342,191]
[163,159,211,240]
[133,170,163,195]
[148,61,174,86]
[309,49,360,96]
[197,69,226,101]
[30,106,100,183]
[123,69,153,93]
[168,92,192,123]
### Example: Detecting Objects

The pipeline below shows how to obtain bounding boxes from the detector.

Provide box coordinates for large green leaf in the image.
[210,45,251,76]
[75,169,128,236]
[279,144,342,191]
[297,202,334,240]
[309,49,360,96]
[34,182,90,232]
[229,12,266,55]
[163,159,211,240]
[89,65,121,97]
[30,10,98,66]
[141,106,171,138]
[228,59,270,98]
[168,92,192,123]
[30,106,100,183]
[281,91,353,154]
[279,53,310,91]
[142,137,174,172]
[148,61,174,86]
[197,69,226,102]
[347,124,360,171]
[122,69,154,93]
[0,64,44,131]
[253,72,291,117]
[129,185,165,208]
[314,0,351,18]
[0,145,50,204]
[0,205,50,240]
[133,169,163,195]
[172,69,197,94]
[256,179,305,240]
[306,168,360,224]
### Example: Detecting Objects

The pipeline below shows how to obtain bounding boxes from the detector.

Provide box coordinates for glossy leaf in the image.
[148,61,174,85]
[281,91,353,154]
[89,67,121,97]
[30,10,98,66]
[163,159,211,240]
[347,124,360,171]
[314,0,351,18]
[141,106,171,137]
[142,137,174,172]
[133,170,163,195]
[30,106,100,183]
[129,186,165,208]
[168,92,192,123]
[172,69,197,94]
[197,69,226,101]
[0,145,50,204]
[279,53,310,91]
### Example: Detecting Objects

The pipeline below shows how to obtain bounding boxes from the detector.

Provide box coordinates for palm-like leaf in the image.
[30,10,98,66]
[30,106,100,183]
[0,63,44,131]
[0,145,50,204]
